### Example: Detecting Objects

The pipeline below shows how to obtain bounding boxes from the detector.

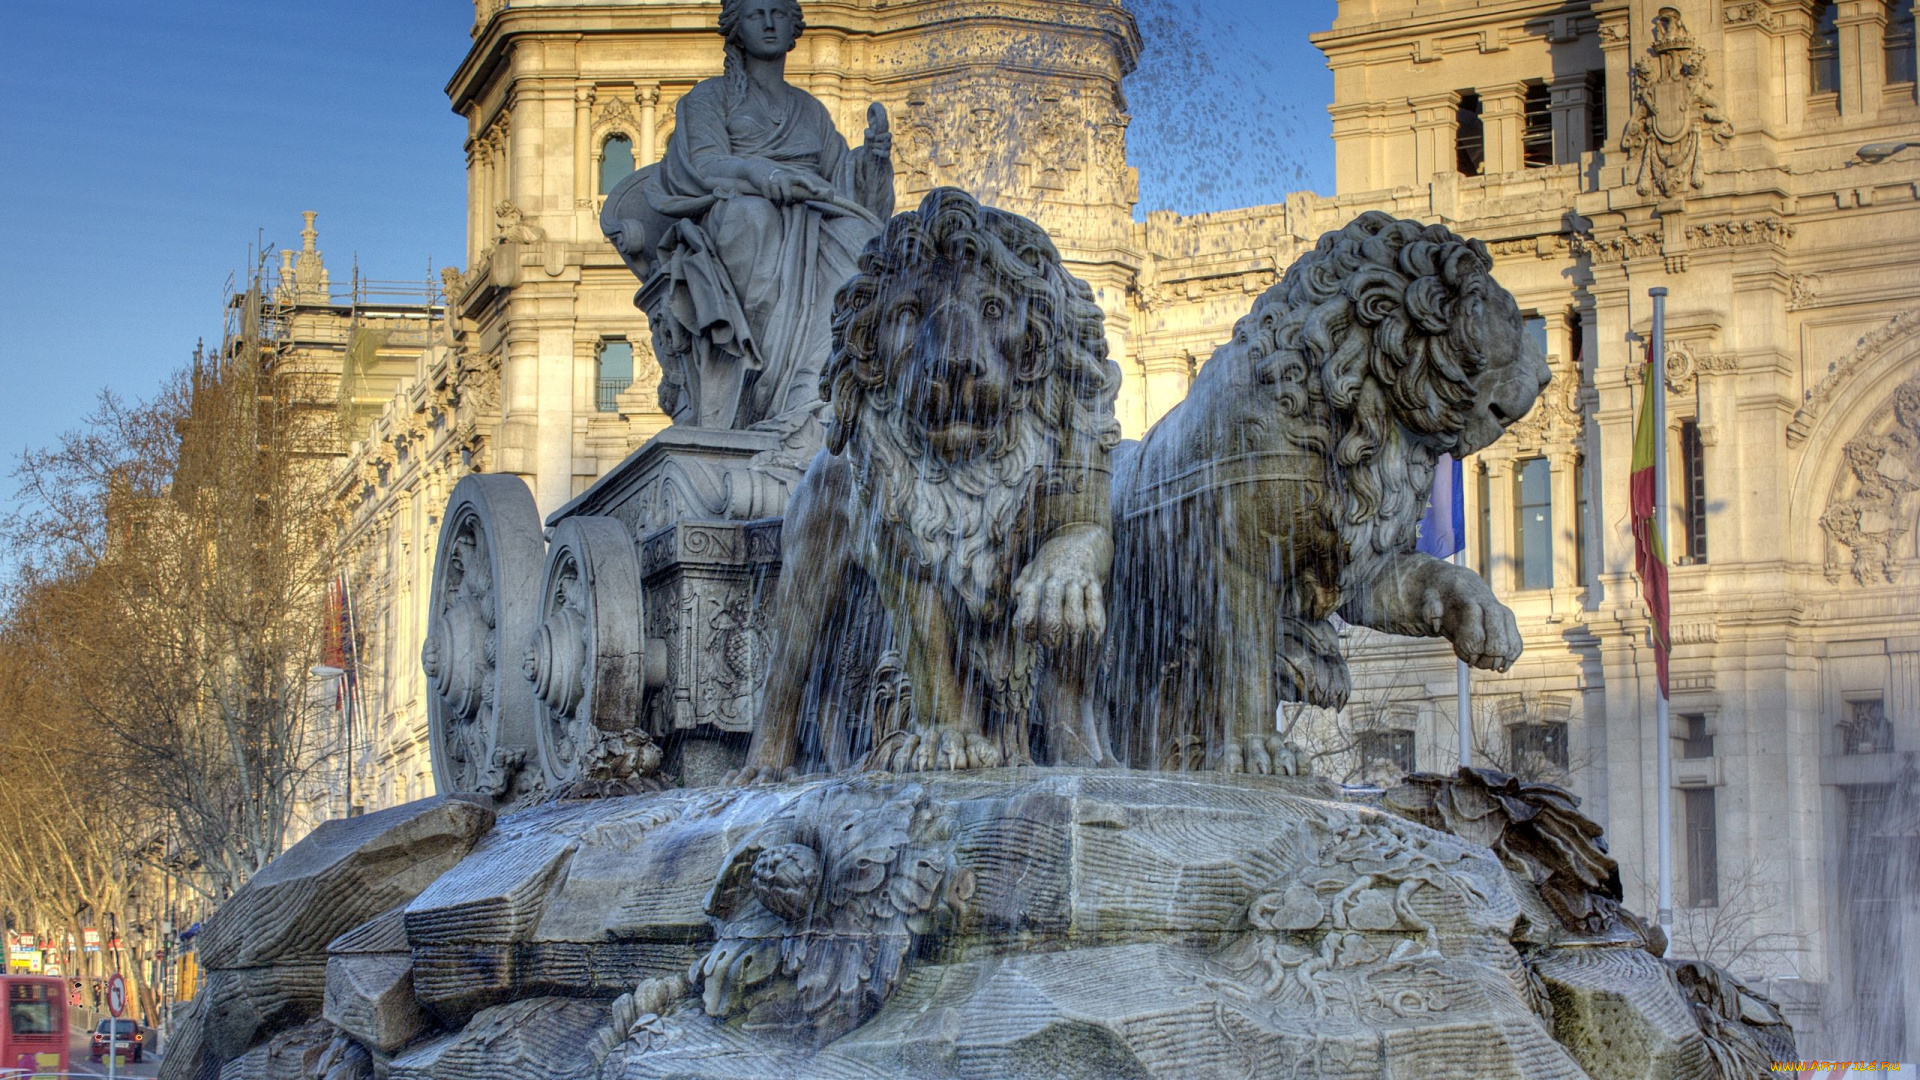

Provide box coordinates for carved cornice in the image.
[1574,229,1662,263]
[1722,2,1787,32]
[1683,217,1793,250]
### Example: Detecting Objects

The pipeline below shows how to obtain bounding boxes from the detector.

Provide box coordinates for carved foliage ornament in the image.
[695,781,974,1045]
[1620,9,1734,197]
[1791,308,1920,444]
[1819,375,1920,584]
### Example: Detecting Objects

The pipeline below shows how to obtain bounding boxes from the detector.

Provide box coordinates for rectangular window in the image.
[1890,0,1918,84]
[1680,714,1714,759]
[1455,92,1485,176]
[597,339,635,412]
[6,981,59,1036]
[1842,698,1895,755]
[1522,81,1554,167]
[1475,462,1493,580]
[1575,455,1591,588]
[1685,787,1719,907]
[1588,70,1608,152]
[1508,721,1570,772]
[1812,2,1841,94]
[1514,456,1554,591]
[1681,419,1707,563]
[1358,728,1417,777]
[1524,315,1550,360]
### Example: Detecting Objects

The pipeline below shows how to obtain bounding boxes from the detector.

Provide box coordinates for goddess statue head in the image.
[717,0,808,106]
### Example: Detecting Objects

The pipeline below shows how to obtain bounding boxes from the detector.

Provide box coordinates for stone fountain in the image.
[163,5,1795,1078]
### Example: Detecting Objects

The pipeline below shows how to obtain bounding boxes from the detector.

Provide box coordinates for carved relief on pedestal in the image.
[1819,375,1920,584]
[1620,8,1733,197]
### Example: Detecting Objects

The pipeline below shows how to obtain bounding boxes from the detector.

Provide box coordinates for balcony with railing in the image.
[597,377,631,412]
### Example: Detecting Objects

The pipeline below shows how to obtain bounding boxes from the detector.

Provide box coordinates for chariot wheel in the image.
[421,474,546,804]
[523,515,647,790]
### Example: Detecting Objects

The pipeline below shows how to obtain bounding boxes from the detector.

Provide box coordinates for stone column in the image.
[1483,454,1517,596]
[1549,450,1581,617]
[1479,83,1529,176]
[808,34,844,132]
[574,87,593,205]
[511,88,541,215]
[466,141,484,268]
[1837,0,1889,118]
[1549,74,1595,161]
[638,85,660,166]
[1409,91,1461,182]
[1139,349,1194,431]
[496,330,541,486]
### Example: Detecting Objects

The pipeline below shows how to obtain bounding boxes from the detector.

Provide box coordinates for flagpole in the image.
[1650,287,1673,938]
[1456,547,1472,769]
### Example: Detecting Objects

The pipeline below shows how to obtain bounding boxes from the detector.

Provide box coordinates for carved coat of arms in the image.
[1620,8,1733,197]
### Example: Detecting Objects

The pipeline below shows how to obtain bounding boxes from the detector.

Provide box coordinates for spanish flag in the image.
[1631,340,1670,698]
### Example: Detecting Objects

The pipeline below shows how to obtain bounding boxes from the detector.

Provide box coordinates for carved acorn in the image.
[752,843,822,921]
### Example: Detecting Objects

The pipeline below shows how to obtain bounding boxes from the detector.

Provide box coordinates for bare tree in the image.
[2,274,341,903]
[1665,857,1804,977]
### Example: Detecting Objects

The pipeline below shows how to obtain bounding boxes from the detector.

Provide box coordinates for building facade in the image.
[326,0,1918,1055]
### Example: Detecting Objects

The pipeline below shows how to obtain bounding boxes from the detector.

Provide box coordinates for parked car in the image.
[89,1017,142,1063]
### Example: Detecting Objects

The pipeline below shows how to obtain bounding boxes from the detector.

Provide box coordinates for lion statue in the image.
[733,187,1122,780]
[1108,211,1553,774]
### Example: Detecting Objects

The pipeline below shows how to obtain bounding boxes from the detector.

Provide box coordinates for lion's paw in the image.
[867,726,1004,772]
[721,764,794,787]
[1219,735,1304,777]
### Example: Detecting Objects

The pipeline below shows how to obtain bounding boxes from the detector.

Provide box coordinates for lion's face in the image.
[874,262,1034,461]
[1451,286,1553,455]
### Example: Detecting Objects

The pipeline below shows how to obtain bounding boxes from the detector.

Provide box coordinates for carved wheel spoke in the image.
[423,474,546,806]
[526,515,647,791]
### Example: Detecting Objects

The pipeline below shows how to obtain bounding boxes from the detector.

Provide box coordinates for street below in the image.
[65,1025,160,1079]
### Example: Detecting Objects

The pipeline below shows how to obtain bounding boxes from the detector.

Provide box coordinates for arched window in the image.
[1889,0,1918,85]
[600,134,635,194]
[597,340,634,411]
[1811,1,1841,94]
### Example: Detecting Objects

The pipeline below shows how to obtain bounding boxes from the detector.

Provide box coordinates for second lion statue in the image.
[1107,211,1554,773]
[734,188,1123,780]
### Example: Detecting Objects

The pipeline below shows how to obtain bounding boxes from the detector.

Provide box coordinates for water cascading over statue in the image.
[166,3,1798,1078]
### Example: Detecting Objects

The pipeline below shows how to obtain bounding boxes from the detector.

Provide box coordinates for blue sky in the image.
[0,0,1336,492]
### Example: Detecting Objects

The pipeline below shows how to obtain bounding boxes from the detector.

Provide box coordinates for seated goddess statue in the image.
[603,0,895,433]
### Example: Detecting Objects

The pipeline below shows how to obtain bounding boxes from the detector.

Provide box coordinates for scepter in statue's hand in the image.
[865,103,892,160]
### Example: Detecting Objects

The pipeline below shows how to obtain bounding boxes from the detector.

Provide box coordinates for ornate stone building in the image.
[327,0,1918,1055]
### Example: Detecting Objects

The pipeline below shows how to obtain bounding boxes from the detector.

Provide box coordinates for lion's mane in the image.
[1239,210,1507,583]
[820,188,1120,618]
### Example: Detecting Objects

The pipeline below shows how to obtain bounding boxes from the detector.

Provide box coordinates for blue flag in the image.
[1417,453,1465,558]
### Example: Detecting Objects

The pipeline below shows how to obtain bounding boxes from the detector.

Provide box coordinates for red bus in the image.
[0,975,67,1077]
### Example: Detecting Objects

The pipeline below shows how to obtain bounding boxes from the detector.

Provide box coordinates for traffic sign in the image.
[106,972,126,1018]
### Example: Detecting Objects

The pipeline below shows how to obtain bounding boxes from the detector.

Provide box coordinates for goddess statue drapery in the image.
[604,0,895,432]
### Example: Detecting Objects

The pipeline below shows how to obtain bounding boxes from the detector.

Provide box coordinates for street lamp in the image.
[1855,140,1915,163]
[309,665,353,816]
